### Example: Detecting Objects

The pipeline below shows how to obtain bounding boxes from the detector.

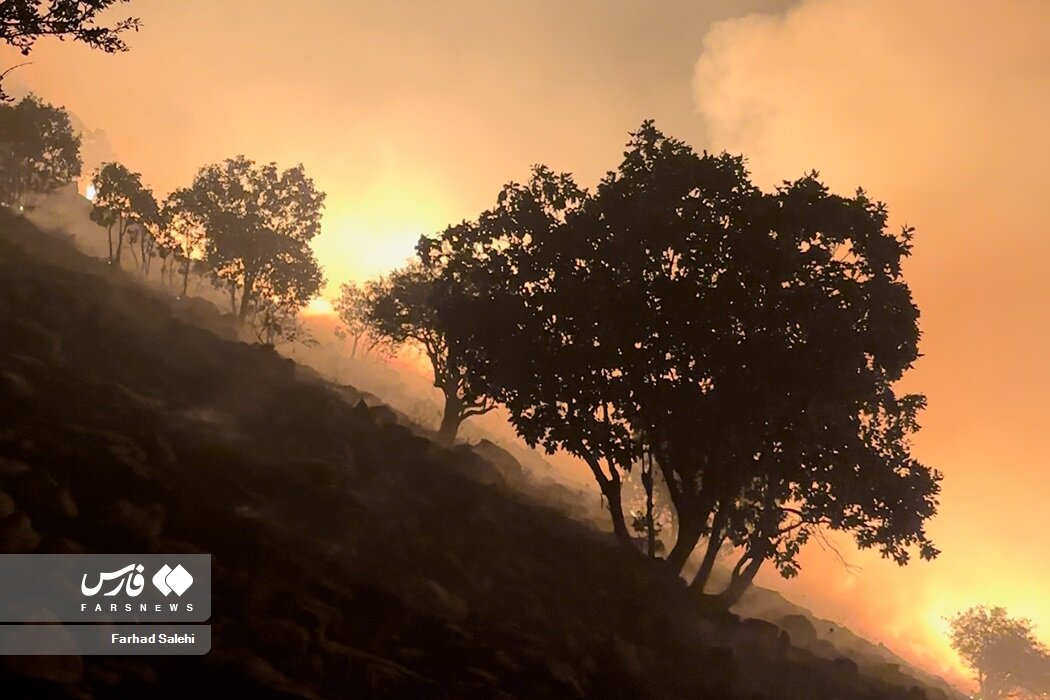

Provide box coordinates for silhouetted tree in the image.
[417,166,646,543]
[158,188,208,297]
[186,156,325,324]
[0,94,80,207]
[949,606,1050,700]
[252,297,318,349]
[127,198,160,274]
[1,1,141,101]
[245,248,325,345]
[424,122,941,600]
[591,124,939,605]
[366,262,495,444]
[89,161,156,266]
[334,280,390,360]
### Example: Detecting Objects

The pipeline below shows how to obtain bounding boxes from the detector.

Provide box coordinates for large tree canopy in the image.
[186,156,326,326]
[1,1,141,100]
[421,121,941,605]
[0,94,80,207]
[949,606,1050,700]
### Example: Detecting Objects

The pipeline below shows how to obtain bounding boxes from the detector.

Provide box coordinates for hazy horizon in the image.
[4,0,1048,688]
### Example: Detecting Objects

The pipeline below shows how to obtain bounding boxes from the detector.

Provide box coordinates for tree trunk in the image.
[114,217,128,266]
[106,224,115,263]
[665,515,703,574]
[578,452,633,549]
[265,311,276,346]
[689,506,729,592]
[438,393,463,444]
[141,236,152,275]
[237,275,255,323]
[115,220,126,267]
[601,478,633,549]
[717,549,765,608]
[642,453,656,558]
[127,239,140,269]
[181,259,190,297]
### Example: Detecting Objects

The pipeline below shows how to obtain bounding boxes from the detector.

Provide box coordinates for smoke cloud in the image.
[693,0,1050,683]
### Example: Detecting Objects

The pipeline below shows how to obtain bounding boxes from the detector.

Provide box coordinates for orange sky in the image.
[0,0,787,284]
[4,0,1048,688]
[693,0,1050,684]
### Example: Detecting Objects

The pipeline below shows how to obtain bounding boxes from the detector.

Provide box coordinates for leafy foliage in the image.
[416,165,647,536]
[253,300,318,349]
[334,279,392,360]
[184,156,326,330]
[157,187,208,296]
[364,262,495,442]
[0,94,80,206]
[89,161,157,266]
[949,606,1050,699]
[1,1,141,100]
[420,122,941,600]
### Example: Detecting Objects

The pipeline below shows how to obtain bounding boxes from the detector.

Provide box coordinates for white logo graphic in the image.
[152,564,194,596]
[81,564,146,597]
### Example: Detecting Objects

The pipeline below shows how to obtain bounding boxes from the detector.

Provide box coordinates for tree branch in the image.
[460,399,495,419]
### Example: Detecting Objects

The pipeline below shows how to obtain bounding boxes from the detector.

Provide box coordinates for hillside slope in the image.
[0,210,954,699]
[735,587,963,699]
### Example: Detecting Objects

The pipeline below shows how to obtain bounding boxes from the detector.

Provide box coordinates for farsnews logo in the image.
[81,564,147,597]
[81,564,194,598]
[0,554,209,622]
[152,564,193,596]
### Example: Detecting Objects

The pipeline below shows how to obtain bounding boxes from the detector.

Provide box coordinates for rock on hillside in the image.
[735,586,965,699]
[0,210,953,698]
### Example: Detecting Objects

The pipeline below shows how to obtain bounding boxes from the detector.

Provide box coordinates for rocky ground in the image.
[0,209,956,698]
